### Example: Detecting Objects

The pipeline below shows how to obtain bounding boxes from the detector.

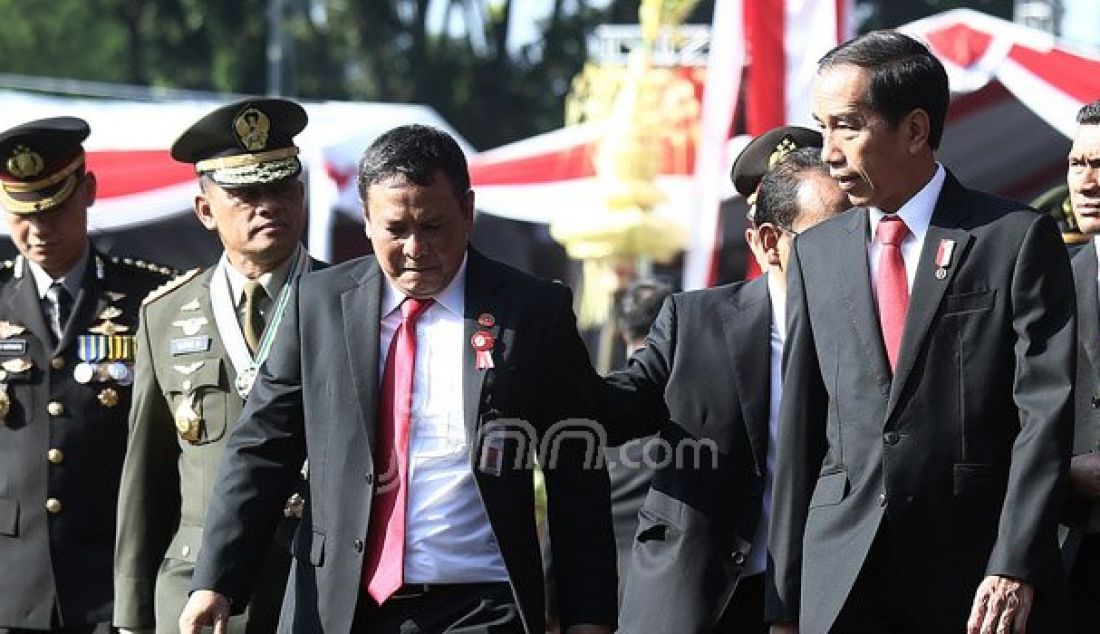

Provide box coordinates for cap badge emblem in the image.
[6,145,44,179]
[234,106,271,151]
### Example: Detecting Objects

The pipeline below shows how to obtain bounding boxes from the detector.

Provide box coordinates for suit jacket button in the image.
[1092,396,1100,409]
[50,356,64,370]
[47,448,63,464]
[353,538,364,553]
[365,474,373,484]
[732,551,746,565]
[45,498,62,514]
[47,402,64,417]
[883,432,899,445]
[878,493,887,507]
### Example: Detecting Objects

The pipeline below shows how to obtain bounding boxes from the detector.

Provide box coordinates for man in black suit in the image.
[769,31,1075,634]
[0,118,174,633]
[178,124,617,633]
[1063,99,1100,633]
[603,133,848,633]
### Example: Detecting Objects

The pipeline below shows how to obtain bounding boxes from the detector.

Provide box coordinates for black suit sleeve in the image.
[987,213,1075,582]
[538,284,619,629]
[767,239,829,623]
[599,296,676,445]
[191,285,308,606]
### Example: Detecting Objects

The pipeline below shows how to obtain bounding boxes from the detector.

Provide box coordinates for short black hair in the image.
[755,147,829,230]
[357,124,470,204]
[1078,100,1100,125]
[819,30,949,150]
[617,280,675,344]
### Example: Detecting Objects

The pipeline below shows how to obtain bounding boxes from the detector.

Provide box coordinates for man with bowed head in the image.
[179,124,617,633]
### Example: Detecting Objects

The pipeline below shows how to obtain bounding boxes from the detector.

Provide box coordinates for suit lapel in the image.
[462,251,503,440]
[720,276,771,473]
[5,260,52,349]
[886,175,973,416]
[839,208,893,389]
[343,260,384,454]
[56,253,102,354]
[1076,243,1100,384]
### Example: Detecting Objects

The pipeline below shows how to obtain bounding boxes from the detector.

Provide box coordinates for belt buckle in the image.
[391,583,431,599]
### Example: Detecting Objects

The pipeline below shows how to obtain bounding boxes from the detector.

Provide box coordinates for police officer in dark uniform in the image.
[113,99,321,634]
[0,117,174,633]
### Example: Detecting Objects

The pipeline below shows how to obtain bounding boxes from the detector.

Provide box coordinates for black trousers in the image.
[1070,533,1100,634]
[831,525,916,634]
[352,582,521,633]
[715,573,767,634]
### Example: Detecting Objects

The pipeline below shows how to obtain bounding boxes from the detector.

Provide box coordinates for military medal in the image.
[97,306,122,321]
[1,357,32,375]
[73,362,95,384]
[0,321,26,339]
[174,395,202,442]
[471,330,495,370]
[98,387,119,408]
[934,238,956,281]
[107,362,132,386]
[88,320,128,335]
[172,317,208,336]
[235,367,257,399]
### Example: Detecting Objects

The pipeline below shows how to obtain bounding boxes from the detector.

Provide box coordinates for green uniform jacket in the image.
[114,260,320,633]
[0,251,172,630]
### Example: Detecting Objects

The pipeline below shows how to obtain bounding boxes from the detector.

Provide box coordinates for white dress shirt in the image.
[867,163,946,297]
[378,255,508,584]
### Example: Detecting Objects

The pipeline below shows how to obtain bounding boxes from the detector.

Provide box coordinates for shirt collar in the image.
[868,163,945,243]
[765,271,786,341]
[381,252,468,319]
[28,243,89,300]
[221,244,300,307]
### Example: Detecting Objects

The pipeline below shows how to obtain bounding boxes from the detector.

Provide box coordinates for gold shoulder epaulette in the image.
[142,268,202,306]
[112,255,180,278]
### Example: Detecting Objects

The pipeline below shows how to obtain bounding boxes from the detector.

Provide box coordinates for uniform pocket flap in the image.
[163,358,223,393]
[809,471,848,508]
[166,524,203,563]
[0,497,18,536]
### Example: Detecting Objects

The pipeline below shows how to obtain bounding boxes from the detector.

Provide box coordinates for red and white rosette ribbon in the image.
[472,330,495,370]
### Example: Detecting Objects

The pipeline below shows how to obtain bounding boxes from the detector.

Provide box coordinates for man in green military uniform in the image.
[0,117,174,633]
[113,98,322,634]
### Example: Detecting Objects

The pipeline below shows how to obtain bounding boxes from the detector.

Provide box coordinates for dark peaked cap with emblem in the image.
[731,125,823,200]
[0,116,90,214]
[171,97,307,188]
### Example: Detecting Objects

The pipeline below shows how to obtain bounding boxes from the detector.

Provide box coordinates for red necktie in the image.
[876,215,910,373]
[362,297,434,604]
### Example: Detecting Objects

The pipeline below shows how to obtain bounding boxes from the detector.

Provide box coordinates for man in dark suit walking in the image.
[769,31,1075,634]
[178,124,617,633]
[602,134,848,633]
[0,118,174,633]
[1063,99,1100,633]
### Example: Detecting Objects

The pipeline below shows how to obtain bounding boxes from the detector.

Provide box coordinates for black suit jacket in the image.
[601,275,771,632]
[1067,243,1100,539]
[0,250,171,629]
[770,173,1075,633]
[191,249,617,633]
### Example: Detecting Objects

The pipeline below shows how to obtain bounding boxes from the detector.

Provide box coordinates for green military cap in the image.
[731,125,823,207]
[171,98,307,188]
[0,117,90,214]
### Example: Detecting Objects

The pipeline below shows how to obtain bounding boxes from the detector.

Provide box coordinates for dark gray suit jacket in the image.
[191,249,617,633]
[601,275,771,632]
[1066,243,1100,543]
[770,173,1075,633]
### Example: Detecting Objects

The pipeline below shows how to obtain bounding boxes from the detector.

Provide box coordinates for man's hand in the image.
[179,590,231,634]
[564,625,611,634]
[967,575,1033,634]
[1070,453,1100,499]
[770,623,799,634]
